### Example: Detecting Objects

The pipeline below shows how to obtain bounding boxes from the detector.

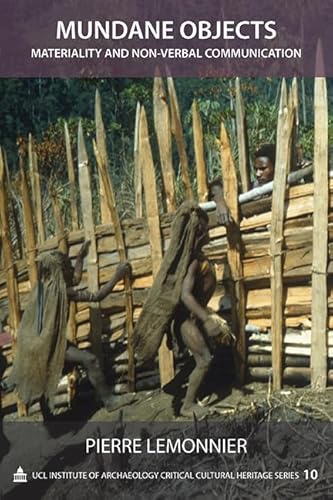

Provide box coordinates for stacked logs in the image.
[0,179,333,412]
[247,327,333,385]
[0,331,78,414]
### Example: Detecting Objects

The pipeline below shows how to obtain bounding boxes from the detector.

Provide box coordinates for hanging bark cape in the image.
[134,201,202,363]
[9,252,68,410]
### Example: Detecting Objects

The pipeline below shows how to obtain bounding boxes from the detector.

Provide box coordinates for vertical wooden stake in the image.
[0,148,20,331]
[4,152,22,259]
[167,77,193,201]
[270,80,294,391]
[235,78,250,192]
[290,78,299,171]
[220,122,246,384]
[134,101,143,219]
[95,90,112,224]
[19,159,38,286]
[94,92,135,392]
[64,121,79,345]
[192,99,208,202]
[28,134,44,244]
[153,77,176,212]
[50,184,77,344]
[50,187,68,254]
[0,147,26,416]
[64,121,79,231]
[28,134,36,209]
[301,78,307,127]
[139,107,163,277]
[139,106,174,386]
[32,151,45,244]
[311,75,328,391]
[77,121,103,363]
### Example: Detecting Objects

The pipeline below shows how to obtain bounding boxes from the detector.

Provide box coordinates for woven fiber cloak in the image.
[9,252,68,410]
[134,202,202,363]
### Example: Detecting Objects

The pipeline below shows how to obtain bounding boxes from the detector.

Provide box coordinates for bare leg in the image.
[180,319,212,418]
[65,346,134,412]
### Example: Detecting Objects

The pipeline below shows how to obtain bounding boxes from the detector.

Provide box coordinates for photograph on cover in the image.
[0,0,333,499]
[0,74,332,499]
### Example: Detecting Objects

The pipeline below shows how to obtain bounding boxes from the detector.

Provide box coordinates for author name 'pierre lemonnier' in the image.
[85,437,247,455]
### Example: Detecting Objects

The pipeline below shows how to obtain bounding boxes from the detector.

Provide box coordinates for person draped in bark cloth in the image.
[135,202,235,419]
[5,241,134,416]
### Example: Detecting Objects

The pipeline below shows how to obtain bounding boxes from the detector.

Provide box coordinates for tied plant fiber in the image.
[204,312,236,348]
[9,252,68,410]
[134,202,202,363]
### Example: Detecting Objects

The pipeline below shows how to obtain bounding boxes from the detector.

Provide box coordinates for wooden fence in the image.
[0,76,332,416]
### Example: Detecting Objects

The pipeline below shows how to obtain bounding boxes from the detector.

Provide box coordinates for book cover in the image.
[0,1,332,498]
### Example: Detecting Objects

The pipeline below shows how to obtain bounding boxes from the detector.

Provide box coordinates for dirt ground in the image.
[2,381,333,499]
[89,381,333,423]
[4,378,333,423]
[2,344,333,498]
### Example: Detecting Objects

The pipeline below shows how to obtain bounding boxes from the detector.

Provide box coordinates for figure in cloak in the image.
[6,241,133,415]
[135,202,235,419]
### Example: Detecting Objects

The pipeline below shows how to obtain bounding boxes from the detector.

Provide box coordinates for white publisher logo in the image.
[13,466,28,483]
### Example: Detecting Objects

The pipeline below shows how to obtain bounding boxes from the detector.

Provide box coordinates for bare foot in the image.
[103,393,136,412]
[179,404,209,420]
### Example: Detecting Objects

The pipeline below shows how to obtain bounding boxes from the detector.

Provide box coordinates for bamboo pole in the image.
[153,77,176,212]
[93,91,135,392]
[95,90,112,224]
[249,329,333,346]
[139,105,174,386]
[311,76,328,391]
[236,164,313,205]
[134,101,143,219]
[64,121,79,231]
[20,159,38,286]
[192,99,208,202]
[0,147,26,416]
[167,76,193,201]
[220,121,246,384]
[235,78,250,192]
[270,79,294,391]
[77,121,103,362]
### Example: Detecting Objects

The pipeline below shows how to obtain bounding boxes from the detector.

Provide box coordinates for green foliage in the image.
[1,77,332,235]
[299,126,314,160]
